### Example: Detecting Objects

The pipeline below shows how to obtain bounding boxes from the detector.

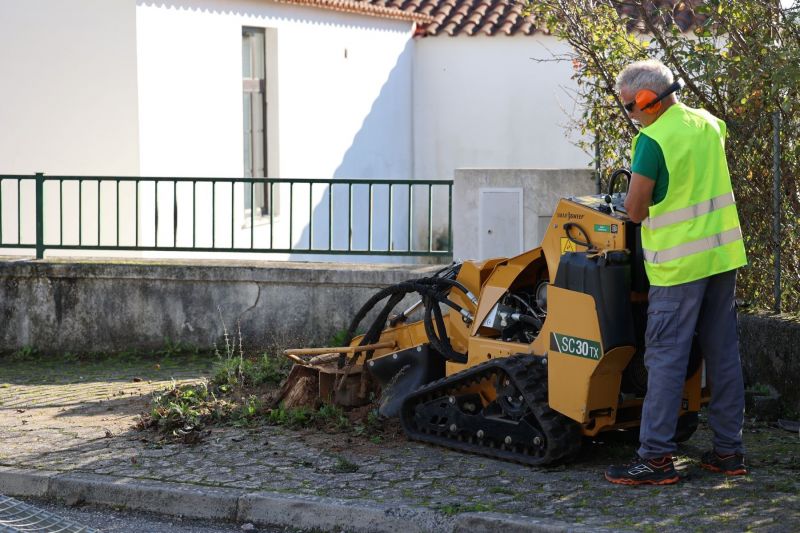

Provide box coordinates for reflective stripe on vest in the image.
[643,226,743,264]
[636,103,747,286]
[642,191,736,230]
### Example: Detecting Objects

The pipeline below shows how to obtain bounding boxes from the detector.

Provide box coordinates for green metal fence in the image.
[0,174,453,259]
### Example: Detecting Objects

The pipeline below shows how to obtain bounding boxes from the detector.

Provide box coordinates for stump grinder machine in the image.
[282,170,705,465]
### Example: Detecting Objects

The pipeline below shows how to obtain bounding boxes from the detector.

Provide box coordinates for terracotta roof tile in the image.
[466,12,483,25]
[442,20,460,35]
[416,1,437,16]
[517,19,534,35]
[413,0,536,37]
[412,0,709,38]
[274,0,711,37]
[272,0,434,23]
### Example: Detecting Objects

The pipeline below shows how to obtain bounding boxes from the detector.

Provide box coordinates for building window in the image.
[242,27,269,215]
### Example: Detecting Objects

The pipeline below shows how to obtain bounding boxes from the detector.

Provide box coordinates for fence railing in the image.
[0,174,453,259]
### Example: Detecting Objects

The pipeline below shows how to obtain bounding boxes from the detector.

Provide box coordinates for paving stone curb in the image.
[0,467,597,533]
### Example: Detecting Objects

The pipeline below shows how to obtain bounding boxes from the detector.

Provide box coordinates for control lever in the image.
[598,194,613,214]
[595,169,632,215]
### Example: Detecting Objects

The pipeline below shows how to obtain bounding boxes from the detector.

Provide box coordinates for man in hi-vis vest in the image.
[605,60,748,486]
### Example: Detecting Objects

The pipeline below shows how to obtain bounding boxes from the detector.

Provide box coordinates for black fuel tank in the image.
[553,251,635,352]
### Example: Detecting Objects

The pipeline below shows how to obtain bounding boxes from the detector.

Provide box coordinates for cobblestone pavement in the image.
[1,354,798,532]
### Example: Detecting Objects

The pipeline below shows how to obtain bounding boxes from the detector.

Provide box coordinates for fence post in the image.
[447,182,453,255]
[772,111,781,314]
[595,136,602,194]
[35,172,44,260]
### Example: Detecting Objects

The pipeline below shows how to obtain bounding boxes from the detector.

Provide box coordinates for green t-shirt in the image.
[631,132,669,205]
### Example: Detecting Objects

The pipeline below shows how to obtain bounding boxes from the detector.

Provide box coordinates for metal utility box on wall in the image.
[479,188,523,259]
[453,168,596,261]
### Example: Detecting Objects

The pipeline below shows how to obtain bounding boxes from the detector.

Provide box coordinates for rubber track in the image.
[399,354,582,466]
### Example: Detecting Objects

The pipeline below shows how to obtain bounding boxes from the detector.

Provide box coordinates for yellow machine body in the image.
[355,194,708,443]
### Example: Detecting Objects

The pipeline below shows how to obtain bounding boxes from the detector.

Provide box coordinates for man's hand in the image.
[624,173,656,223]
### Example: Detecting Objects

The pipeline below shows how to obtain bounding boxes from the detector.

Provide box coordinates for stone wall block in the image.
[0,261,436,354]
[738,311,800,415]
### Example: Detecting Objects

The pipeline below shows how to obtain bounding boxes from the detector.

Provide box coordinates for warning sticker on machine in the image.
[559,237,577,254]
[550,333,601,360]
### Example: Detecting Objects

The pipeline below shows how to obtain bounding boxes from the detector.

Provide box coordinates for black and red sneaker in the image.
[700,450,748,475]
[605,455,680,485]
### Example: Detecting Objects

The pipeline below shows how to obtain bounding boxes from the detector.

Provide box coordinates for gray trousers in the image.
[638,269,745,459]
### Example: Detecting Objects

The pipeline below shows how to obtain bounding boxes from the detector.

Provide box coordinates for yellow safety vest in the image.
[634,103,747,286]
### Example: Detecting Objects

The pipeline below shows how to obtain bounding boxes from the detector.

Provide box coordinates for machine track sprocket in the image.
[399,354,582,466]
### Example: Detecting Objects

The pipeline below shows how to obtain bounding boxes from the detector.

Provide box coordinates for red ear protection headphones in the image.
[631,80,683,115]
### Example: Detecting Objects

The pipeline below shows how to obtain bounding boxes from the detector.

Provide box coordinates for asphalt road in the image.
[15,497,287,533]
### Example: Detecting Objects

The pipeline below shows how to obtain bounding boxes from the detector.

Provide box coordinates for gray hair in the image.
[615,60,674,94]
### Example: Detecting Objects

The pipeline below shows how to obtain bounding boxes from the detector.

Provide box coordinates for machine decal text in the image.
[550,333,601,360]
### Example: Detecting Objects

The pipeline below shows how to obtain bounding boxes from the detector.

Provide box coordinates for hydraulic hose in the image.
[563,222,594,250]
[343,265,472,364]
[511,313,544,330]
[415,277,478,306]
[423,292,468,363]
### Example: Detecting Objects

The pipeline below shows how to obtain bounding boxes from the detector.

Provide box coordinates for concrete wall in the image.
[413,35,589,182]
[452,168,596,261]
[739,312,800,416]
[1,260,796,414]
[0,260,435,353]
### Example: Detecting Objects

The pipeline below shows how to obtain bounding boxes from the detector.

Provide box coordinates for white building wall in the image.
[413,35,589,181]
[0,0,141,176]
[1,2,589,264]
[134,0,415,260]
[0,0,140,255]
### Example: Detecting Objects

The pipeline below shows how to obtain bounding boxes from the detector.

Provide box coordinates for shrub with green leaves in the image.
[143,379,265,437]
[528,0,800,314]
[148,381,224,433]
